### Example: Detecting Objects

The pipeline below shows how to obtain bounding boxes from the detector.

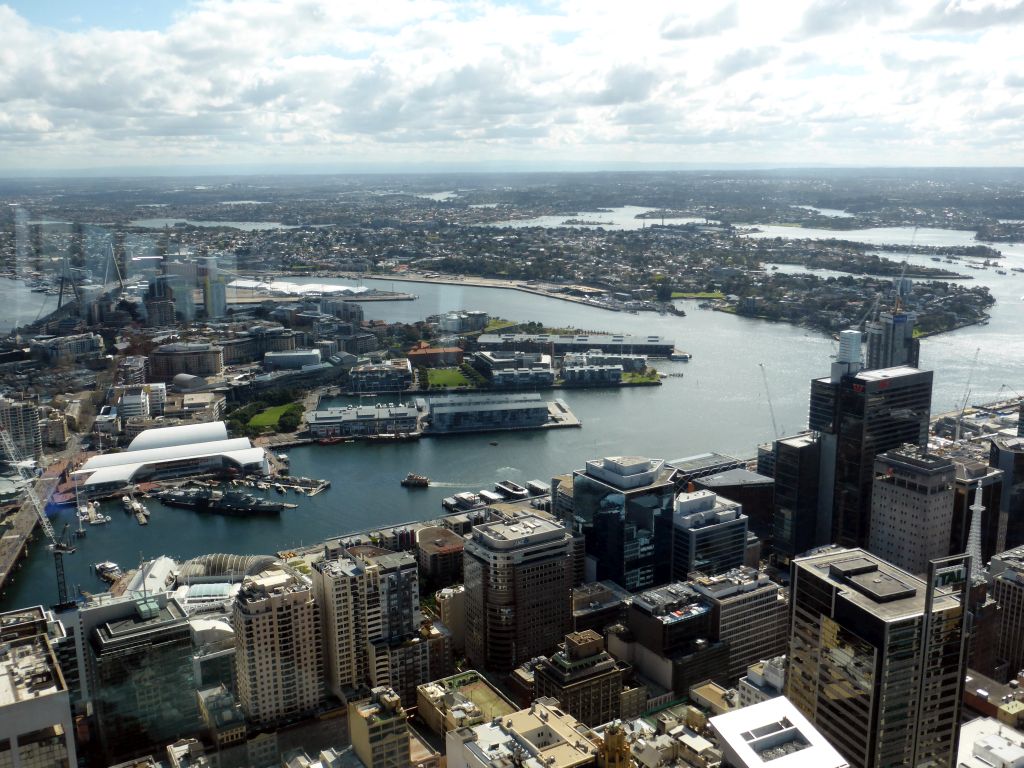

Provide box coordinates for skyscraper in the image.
[865,310,919,370]
[569,456,677,590]
[810,331,933,549]
[671,489,748,579]
[990,436,1024,550]
[787,548,969,768]
[868,447,955,575]
[232,567,323,727]
[770,432,820,565]
[464,514,573,673]
[989,544,1024,682]
[0,395,42,460]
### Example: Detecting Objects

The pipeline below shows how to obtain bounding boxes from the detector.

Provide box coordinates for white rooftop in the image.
[957,717,1024,768]
[710,697,849,768]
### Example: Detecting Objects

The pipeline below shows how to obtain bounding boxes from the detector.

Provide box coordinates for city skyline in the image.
[2,0,1024,173]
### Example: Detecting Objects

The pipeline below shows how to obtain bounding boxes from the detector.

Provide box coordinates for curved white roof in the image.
[128,421,228,452]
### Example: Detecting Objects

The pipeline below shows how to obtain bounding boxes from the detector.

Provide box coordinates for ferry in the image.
[401,473,429,488]
[495,480,529,500]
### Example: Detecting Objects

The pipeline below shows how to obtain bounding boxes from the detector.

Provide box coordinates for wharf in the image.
[0,477,58,597]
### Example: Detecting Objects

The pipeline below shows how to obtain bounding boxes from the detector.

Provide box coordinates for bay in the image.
[3,224,1024,610]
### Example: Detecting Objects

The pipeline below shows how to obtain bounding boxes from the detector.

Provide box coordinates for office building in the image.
[865,310,919,370]
[770,433,820,565]
[436,585,466,653]
[201,256,227,319]
[710,696,849,768]
[868,447,955,575]
[991,436,1024,550]
[569,456,677,590]
[349,687,409,768]
[233,567,323,727]
[427,392,551,433]
[571,580,631,634]
[950,453,1005,563]
[671,489,748,579]
[148,342,224,381]
[415,526,465,590]
[464,514,573,672]
[809,331,933,549]
[348,359,413,393]
[737,656,787,707]
[0,395,42,460]
[696,468,774,544]
[86,596,200,763]
[117,355,148,385]
[989,545,1024,682]
[691,567,788,681]
[477,331,675,357]
[533,630,630,727]
[0,607,77,768]
[787,549,969,768]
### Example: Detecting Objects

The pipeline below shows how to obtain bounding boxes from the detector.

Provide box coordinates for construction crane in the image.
[955,347,982,442]
[0,429,76,609]
[759,363,780,440]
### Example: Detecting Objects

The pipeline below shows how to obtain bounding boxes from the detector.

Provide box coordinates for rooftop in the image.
[956,717,1024,768]
[471,514,568,550]
[699,468,774,488]
[795,548,961,620]
[710,697,849,768]
[0,635,65,706]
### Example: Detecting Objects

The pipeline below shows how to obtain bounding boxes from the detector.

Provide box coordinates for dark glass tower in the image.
[810,332,933,549]
[787,549,969,768]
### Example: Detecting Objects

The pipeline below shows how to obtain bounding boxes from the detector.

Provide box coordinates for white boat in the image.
[122,495,133,511]
[90,515,111,525]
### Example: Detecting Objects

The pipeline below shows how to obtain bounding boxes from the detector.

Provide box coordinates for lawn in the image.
[248,403,302,428]
[483,318,519,332]
[670,291,725,299]
[623,370,661,384]
[427,368,472,388]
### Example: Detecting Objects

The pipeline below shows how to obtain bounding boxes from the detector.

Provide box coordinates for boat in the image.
[489,441,499,446]
[670,351,693,361]
[95,562,122,581]
[495,480,529,500]
[157,487,285,516]
[319,436,343,445]
[122,495,133,511]
[1012,267,1024,273]
[997,270,1008,275]
[90,515,112,525]
[277,453,289,462]
[401,473,429,488]
[479,490,504,504]
[274,483,285,494]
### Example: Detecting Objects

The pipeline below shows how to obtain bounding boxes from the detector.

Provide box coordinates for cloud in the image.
[914,0,1024,30]
[661,4,738,40]
[796,0,902,38]
[0,0,1023,169]
[714,47,779,79]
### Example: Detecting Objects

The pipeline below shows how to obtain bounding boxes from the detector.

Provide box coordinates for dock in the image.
[0,476,58,596]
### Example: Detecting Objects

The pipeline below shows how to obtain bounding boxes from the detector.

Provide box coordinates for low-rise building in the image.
[737,656,787,707]
[427,393,551,433]
[306,404,418,439]
[407,342,465,367]
[445,697,600,768]
[349,687,410,768]
[710,697,849,768]
[349,359,413,393]
[416,670,516,736]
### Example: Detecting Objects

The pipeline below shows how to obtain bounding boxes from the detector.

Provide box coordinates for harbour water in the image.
[2,223,1023,609]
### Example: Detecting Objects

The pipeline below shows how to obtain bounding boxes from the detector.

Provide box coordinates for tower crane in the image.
[0,429,76,609]
[955,347,982,442]
[759,363,780,441]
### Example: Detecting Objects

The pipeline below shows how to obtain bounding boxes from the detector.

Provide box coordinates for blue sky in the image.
[1,0,1023,172]
[4,0,182,30]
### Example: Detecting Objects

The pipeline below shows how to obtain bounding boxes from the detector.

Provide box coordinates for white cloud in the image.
[0,0,1022,170]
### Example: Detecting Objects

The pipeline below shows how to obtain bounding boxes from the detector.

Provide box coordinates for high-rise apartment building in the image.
[671,489,748,580]
[787,549,969,768]
[349,687,410,768]
[532,630,629,727]
[691,567,788,681]
[313,545,444,705]
[464,514,573,673]
[0,606,77,768]
[770,432,820,565]
[569,456,676,590]
[232,567,323,727]
[0,395,42,460]
[809,331,933,549]
[989,544,1024,681]
[868,447,955,575]
[865,310,919,370]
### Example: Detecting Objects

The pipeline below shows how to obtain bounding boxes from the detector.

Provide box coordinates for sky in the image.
[1,0,1023,174]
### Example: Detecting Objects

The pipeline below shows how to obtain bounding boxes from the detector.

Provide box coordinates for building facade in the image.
[464,515,573,673]
[868,447,955,575]
[569,456,677,591]
[786,549,969,768]
[990,545,1024,681]
[232,568,323,727]
[671,489,748,580]
[533,630,627,727]
[865,310,920,370]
